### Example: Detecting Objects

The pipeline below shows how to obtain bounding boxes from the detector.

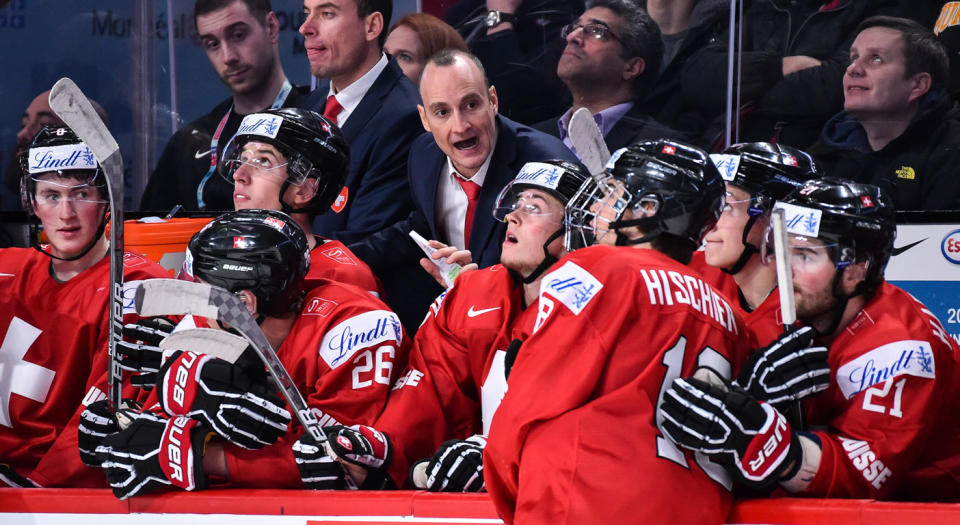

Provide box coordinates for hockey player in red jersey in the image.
[0,125,169,487]
[219,107,383,297]
[483,140,752,524]
[660,178,960,501]
[89,210,408,498]
[300,160,591,492]
[703,142,820,346]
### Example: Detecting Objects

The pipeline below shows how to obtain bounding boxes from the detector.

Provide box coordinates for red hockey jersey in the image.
[375,265,536,487]
[485,245,750,525]
[801,282,960,500]
[307,238,384,298]
[0,248,169,487]
[221,279,408,488]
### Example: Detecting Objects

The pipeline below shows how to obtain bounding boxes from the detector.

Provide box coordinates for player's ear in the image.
[841,259,869,293]
[236,289,258,317]
[288,178,318,207]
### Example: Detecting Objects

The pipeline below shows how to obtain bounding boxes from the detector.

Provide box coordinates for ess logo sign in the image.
[941,229,960,265]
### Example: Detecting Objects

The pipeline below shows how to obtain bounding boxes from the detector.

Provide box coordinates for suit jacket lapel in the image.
[420,141,446,238]
[469,116,516,254]
[604,103,644,153]
[341,60,402,140]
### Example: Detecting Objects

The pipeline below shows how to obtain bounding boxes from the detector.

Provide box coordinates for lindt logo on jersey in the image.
[237,114,282,138]
[320,311,403,368]
[836,340,936,399]
[28,144,98,174]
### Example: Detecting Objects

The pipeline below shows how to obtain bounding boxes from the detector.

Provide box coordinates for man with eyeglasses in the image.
[218,107,383,297]
[348,49,574,332]
[483,139,750,524]
[140,0,308,212]
[303,160,591,493]
[660,178,960,501]
[0,125,168,488]
[535,0,683,156]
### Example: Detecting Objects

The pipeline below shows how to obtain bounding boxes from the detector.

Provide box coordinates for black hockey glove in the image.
[95,413,210,499]
[156,351,290,449]
[0,464,40,488]
[326,425,395,489]
[410,434,486,492]
[78,399,144,467]
[292,432,348,490]
[659,371,800,488]
[118,317,175,389]
[735,326,830,408]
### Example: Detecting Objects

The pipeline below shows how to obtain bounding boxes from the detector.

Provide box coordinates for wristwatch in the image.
[485,10,517,28]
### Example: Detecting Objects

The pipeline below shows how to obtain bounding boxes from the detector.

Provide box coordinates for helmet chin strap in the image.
[31,207,109,262]
[823,259,870,337]
[722,215,762,275]
[521,228,564,284]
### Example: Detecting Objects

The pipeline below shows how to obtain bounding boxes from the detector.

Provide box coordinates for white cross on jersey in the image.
[0,317,55,427]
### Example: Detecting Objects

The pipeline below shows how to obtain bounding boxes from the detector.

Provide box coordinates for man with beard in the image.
[660,178,960,500]
[140,0,308,212]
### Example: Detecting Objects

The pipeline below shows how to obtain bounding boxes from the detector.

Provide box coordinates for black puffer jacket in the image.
[682,0,905,149]
[809,90,960,211]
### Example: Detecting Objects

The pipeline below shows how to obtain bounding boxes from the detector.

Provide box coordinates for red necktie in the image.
[323,95,343,122]
[456,176,481,247]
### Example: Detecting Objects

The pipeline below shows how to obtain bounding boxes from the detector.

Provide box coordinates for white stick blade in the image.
[568,107,611,180]
[135,279,221,319]
[772,209,797,327]
[160,328,248,364]
[48,78,119,163]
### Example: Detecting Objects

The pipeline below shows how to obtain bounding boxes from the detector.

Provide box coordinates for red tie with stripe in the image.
[456,176,482,247]
[323,95,343,122]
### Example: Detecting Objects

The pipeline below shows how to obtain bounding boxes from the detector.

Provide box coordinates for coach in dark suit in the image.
[299,0,422,244]
[350,50,576,331]
[535,0,683,156]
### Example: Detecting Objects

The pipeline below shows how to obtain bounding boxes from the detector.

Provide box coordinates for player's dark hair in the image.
[356,0,392,49]
[652,234,695,265]
[194,0,272,27]
[856,16,950,91]
[585,0,662,98]
[428,49,491,88]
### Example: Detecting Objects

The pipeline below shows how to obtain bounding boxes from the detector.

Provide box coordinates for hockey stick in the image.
[133,278,328,445]
[160,328,249,364]
[567,107,611,180]
[771,208,805,428]
[771,208,797,328]
[48,78,125,411]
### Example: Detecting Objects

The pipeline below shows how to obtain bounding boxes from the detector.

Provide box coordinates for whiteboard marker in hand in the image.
[409,231,462,288]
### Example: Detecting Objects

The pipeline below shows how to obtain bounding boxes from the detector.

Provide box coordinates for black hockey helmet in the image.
[778,177,895,295]
[187,209,311,318]
[19,125,110,261]
[710,142,821,274]
[492,159,591,283]
[776,178,895,334]
[566,139,725,251]
[493,159,591,221]
[219,108,349,215]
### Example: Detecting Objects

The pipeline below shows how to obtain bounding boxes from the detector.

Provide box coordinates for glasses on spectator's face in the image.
[560,21,622,44]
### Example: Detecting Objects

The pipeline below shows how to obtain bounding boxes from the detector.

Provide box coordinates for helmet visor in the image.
[219,136,313,187]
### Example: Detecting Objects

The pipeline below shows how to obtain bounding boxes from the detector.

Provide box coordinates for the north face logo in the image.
[895,166,915,180]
